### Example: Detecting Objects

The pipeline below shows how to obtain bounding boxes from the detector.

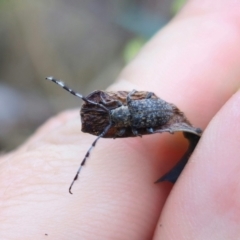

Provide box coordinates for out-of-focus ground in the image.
[0,0,185,151]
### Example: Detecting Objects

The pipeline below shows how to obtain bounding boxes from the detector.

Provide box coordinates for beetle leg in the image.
[131,127,142,137]
[115,128,126,137]
[127,90,137,104]
[100,92,122,108]
[145,92,154,99]
[154,128,174,134]
[147,127,154,133]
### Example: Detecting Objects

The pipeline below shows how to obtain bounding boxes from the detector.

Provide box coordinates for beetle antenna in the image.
[69,123,112,194]
[45,76,89,102]
[46,76,110,112]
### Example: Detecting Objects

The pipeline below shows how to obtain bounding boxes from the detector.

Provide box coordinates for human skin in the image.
[1,0,240,239]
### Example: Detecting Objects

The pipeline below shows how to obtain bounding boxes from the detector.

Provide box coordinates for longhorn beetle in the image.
[46,77,202,194]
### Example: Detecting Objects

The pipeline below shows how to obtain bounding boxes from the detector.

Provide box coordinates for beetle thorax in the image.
[110,105,131,127]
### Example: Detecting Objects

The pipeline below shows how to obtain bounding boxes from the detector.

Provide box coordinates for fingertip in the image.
[154,90,240,239]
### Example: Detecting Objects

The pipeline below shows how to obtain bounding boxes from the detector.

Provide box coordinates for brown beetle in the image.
[46,77,202,194]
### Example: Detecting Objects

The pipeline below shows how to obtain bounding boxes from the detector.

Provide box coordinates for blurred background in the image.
[0,0,186,151]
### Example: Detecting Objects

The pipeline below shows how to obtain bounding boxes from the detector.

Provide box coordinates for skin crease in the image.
[1,0,240,239]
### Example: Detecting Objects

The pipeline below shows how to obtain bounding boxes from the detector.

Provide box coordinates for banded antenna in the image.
[46,76,112,194]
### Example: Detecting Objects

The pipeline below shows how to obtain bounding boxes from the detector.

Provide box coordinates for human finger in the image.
[154,90,240,239]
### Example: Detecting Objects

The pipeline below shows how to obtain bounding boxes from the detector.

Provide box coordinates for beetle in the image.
[46,77,202,194]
